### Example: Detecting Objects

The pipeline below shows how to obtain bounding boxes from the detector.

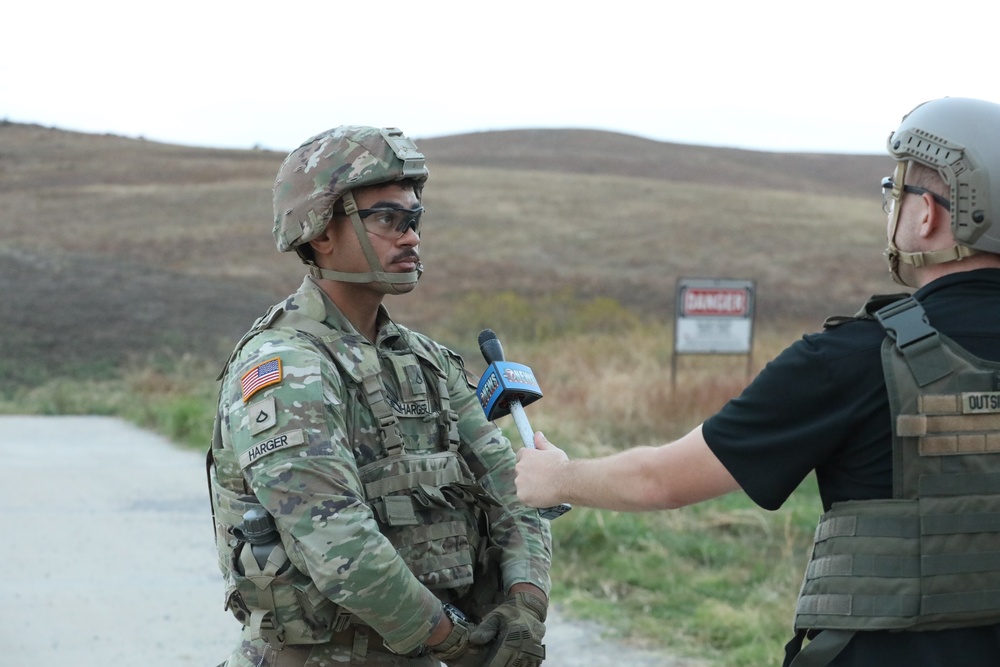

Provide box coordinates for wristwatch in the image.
[429,603,470,657]
[442,603,467,628]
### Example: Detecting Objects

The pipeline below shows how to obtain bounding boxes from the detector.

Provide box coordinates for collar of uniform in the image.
[913,267,1000,302]
[300,275,401,347]
[374,311,405,350]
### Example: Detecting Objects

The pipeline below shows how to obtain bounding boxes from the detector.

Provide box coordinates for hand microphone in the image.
[476,329,571,520]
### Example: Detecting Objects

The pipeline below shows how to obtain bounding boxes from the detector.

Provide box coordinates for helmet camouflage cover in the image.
[272,126,429,252]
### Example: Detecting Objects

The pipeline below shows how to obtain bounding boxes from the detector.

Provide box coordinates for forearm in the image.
[553,446,670,511]
[480,443,553,594]
[516,425,741,512]
[290,517,443,651]
[255,467,443,653]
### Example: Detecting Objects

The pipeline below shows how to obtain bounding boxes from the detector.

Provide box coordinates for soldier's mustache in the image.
[394,251,420,263]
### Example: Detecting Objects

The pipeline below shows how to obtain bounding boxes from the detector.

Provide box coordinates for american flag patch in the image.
[241,357,282,402]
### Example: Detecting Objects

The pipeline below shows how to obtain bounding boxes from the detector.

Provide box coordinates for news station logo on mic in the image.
[476,362,543,421]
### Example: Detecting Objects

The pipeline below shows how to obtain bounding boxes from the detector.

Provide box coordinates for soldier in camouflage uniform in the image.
[208,126,552,667]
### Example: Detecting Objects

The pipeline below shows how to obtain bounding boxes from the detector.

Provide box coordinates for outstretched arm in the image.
[514,424,741,512]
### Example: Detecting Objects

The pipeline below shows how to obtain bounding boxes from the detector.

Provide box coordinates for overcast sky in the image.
[5,0,997,156]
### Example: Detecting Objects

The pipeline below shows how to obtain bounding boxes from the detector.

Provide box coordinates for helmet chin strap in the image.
[885,243,979,286]
[883,160,978,287]
[305,191,422,294]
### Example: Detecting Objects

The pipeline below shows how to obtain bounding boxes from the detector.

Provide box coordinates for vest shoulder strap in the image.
[823,292,911,329]
[875,296,953,387]
[273,309,409,455]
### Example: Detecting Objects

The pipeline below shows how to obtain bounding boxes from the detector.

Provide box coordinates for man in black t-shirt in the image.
[513,97,1000,666]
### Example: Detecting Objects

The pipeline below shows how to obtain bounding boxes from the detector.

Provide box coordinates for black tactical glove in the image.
[468,591,547,667]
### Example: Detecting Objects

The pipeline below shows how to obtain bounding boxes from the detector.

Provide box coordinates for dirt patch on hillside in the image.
[0,247,279,389]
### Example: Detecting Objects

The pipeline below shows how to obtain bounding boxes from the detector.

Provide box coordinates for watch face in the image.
[444,604,466,624]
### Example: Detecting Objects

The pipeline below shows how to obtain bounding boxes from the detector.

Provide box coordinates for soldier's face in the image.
[327,183,422,277]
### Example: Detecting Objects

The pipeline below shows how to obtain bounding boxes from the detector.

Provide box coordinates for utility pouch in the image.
[211,469,349,646]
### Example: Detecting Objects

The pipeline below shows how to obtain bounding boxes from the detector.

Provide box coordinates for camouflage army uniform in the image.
[209,276,552,667]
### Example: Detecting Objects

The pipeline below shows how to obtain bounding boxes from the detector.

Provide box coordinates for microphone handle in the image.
[508,399,537,450]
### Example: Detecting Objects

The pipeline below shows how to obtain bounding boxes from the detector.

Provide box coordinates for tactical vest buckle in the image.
[251,610,286,649]
[876,297,936,349]
[378,414,405,456]
[440,410,460,451]
[876,297,952,387]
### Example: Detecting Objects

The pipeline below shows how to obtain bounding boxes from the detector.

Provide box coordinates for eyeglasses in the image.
[880,177,951,215]
[356,205,424,239]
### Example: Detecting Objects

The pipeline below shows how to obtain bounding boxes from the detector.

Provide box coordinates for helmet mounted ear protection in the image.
[884,98,1000,283]
[271,126,428,293]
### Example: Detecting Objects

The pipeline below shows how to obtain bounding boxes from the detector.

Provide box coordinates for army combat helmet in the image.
[884,97,1000,283]
[272,126,429,293]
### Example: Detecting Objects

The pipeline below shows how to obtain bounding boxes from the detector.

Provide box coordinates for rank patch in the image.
[242,357,282,402]
[248,396,277,435]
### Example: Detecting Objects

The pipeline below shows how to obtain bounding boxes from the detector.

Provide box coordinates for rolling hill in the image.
[0,121,896,389]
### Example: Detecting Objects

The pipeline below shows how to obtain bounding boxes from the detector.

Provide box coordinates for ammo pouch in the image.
[792,297,1000,665]
[359,450,500,599]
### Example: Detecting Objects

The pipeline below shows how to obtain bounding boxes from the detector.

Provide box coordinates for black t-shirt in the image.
[703,268,1000,666]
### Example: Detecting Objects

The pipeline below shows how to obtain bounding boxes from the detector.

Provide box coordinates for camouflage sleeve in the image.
[443,348,553,596]
[223,330,442,653]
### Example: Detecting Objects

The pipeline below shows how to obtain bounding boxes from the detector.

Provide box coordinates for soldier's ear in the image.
[308,222,337,258]
[919,191,949,241]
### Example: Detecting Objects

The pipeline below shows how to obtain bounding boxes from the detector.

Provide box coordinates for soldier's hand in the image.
[469,591,547,667]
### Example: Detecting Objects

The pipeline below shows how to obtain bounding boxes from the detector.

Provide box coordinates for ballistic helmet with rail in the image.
[887,97,1000,254]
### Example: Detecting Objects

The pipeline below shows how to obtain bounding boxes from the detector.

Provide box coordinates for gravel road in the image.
[0,415,703,667]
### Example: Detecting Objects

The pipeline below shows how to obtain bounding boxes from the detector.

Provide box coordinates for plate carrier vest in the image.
[789,295,1000,666]
[206,303,503,651]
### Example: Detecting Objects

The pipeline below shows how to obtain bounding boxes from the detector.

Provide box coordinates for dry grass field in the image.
[0,120,895,390]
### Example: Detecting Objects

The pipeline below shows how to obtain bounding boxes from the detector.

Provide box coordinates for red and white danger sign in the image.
[675,279,755,353]
[681,287,751,317]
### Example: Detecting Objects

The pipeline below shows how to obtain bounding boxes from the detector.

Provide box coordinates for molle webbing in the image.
[272,308,410,458]
[271,306,489,595]
[361,371,406,457]
[878,297,1000,500]
[897,394,1000,459]
[271,308,458,459]
[795,296,1000,641]
[363,462,466,499]
[796,496,1000,630]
